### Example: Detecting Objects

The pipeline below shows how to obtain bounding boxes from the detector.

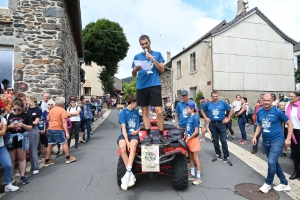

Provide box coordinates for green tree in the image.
[295,68,300,84]
[194,90,204,106]
[122,77,137,99]
[83,19,130,92]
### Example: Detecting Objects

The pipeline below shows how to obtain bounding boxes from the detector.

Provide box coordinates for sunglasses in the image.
[8,89,13,91]
[70,102,75,103]
[48,104,53,106]
[13,108,22,112]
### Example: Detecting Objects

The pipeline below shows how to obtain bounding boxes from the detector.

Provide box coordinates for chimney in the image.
[236,0,247,17]
[167,51,171,62]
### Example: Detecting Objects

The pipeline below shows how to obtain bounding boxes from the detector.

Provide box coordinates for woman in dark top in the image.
[236,97,248,145]
[6,98,32,185]
[224,99,235,140]
[26,95,42,175]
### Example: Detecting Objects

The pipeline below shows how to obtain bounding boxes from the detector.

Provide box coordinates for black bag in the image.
[167,129,188,150]
[167,129,184,142]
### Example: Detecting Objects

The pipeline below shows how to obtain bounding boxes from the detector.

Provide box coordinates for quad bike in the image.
[117,115,188,190]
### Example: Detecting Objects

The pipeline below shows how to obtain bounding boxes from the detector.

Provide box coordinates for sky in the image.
[80,0,300,79]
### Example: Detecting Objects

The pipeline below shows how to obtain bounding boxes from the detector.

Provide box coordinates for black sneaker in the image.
[20,176,30,185]
[212,155,222,162]
[159,136,170,145]
[224,158,233,166]
[143,136,153,146]
[282,152,287,159]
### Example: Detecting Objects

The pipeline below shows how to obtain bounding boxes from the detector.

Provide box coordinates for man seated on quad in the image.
[117,95,141,191]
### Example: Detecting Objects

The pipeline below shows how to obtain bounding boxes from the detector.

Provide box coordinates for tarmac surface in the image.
[0,109,299,200]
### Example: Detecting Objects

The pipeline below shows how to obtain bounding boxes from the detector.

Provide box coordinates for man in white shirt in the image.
[232,95,241,113]
[40,93,51,112]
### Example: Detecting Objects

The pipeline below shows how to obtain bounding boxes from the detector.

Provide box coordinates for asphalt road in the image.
[1,110,292,200]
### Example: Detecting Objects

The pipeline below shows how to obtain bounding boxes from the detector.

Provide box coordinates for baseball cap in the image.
[181,90,188,96]
[187,101,196,109]
[199,96,205,100]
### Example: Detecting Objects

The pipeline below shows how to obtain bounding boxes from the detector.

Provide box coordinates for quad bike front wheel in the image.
[172,154,188,190]
[117,156,126,186]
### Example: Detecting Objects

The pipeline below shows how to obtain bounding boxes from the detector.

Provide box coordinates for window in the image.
[0,0,8,8]
[190,52,196,72]
[177,90,182,101]
[177,60,181,77]
[297,56,300,69]
[0,46,13,90]
[189,87,197,99]
[85,61,91,66]
[84,87,91,95]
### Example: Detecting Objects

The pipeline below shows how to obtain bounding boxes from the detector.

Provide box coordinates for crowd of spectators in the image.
[0,87,105,193]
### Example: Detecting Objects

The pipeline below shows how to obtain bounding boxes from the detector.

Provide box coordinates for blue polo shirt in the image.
[176,101,189,128]
[186,114,199,137]
[132,51,165,90]
[202,100,231,121]
[256,107,288,142]
[118,108,141,136]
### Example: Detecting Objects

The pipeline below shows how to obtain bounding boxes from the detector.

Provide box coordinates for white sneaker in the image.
[128,172,136,188]
[32,170,39,175]
[15,172,20,177]
[5,183,19,192]
[259,183,271,193]
[200,138,206,142]
[274,184,291,192]
[121,172,130,190]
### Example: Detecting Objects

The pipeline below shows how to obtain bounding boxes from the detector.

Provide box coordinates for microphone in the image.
[144,48,148,53]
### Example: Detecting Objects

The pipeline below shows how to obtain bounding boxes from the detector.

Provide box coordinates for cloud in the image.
[80,0,299,79]
[81,0,221,79]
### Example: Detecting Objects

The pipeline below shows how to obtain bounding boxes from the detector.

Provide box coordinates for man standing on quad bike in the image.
[132,35,169,146]
[117,95,141,190]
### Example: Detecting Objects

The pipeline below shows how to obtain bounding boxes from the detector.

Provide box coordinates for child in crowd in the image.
[185,101,202,185]
[279,102,288,158]
[117,95,140,190]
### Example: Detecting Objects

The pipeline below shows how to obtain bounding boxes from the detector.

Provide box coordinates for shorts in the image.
[116,134,140,144]
[137,86,162,107]
[47,130,67,145]
[39,132,48,147]
[200,118,208,128]
[7,136,22,150]
[187,137,201,152]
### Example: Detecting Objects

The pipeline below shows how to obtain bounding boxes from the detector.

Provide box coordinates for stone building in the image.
[171,7,297,105]
[0,0,84,100]
[160,51,172,107]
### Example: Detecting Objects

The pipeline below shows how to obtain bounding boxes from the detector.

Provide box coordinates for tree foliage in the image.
[194,90,204,106]
[83,19,130,93]
[122,77,137,99]
[295,68,300,84]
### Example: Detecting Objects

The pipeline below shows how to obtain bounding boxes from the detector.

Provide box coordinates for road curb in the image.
[0,109,111,198]
[205,132,300,200]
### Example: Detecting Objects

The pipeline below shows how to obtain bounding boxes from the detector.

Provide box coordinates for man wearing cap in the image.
[132,34,169,145]
[199,97,211,141]
[175,90,190,130]
[201,91,234,166]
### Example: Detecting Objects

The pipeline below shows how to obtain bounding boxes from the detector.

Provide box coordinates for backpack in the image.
[166,129,188,149]
[247,106,254,116]
[67,105,78,112]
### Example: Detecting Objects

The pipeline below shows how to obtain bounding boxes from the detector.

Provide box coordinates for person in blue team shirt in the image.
[185,101,202,186]
[175,90,190,130]
[131,35,168,146]
[252,94,293,194]
[117,95,140,191]
[201,91,234,166]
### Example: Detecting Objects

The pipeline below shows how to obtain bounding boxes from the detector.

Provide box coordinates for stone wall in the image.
[161,68,172,105]
[0,0,80,100]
